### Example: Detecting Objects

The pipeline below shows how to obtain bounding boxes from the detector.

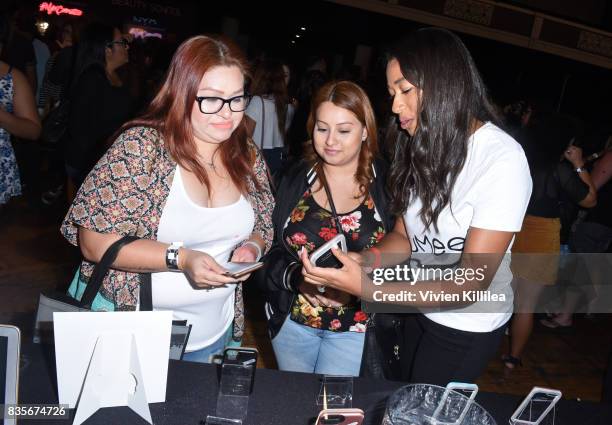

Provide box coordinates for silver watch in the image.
[166,242,183,271]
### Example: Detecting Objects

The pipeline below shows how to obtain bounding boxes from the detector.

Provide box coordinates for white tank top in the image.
[152,166,255,351]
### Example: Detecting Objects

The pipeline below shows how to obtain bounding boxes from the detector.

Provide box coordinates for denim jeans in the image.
[182,325,239,363]
[271,317,365,376]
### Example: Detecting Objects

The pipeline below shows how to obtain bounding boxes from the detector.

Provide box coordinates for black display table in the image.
[17,343,612,425]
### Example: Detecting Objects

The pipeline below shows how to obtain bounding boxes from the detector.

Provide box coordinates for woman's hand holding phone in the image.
[227,243,261,281]
[299,246,364,297]
[309,234,347,268]
[180,249,239,288]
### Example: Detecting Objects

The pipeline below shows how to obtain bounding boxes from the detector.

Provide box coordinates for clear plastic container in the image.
[382,383,496,425]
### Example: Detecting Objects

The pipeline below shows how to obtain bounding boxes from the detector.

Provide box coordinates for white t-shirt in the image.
[403,122,532,332]
[152,166,255,351]
[246,95,295,149]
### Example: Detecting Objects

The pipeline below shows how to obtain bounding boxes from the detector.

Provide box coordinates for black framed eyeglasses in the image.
[195,94,252,114]
[107,38,129,48]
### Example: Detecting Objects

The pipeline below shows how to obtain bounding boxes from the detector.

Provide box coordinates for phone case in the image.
[223,262,264,278]
[315,408,364,425]
[310,234,347,268]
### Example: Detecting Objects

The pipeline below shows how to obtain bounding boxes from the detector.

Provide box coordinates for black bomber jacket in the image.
[258,159,396,338]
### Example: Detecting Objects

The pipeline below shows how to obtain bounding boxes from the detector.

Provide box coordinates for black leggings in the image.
[401,314,506,386]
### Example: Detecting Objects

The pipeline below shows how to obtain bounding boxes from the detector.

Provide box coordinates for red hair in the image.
[118,35,255,193]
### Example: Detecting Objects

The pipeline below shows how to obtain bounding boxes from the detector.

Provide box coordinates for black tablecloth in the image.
[17,343,612,425]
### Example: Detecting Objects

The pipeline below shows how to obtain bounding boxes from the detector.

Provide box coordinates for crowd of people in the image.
[1,2,611,392]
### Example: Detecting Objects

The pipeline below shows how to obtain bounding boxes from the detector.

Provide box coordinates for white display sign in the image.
[54,311,173,423]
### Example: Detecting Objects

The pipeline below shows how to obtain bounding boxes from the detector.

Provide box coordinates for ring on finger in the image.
[317,285,326,294]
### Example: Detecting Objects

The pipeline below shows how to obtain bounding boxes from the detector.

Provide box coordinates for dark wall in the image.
[44,0,611,126]
[502,0,608,28]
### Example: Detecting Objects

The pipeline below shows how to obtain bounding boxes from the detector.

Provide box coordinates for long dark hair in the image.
[387,28,499,231]
[250,58,290,137]
[70,22,115,90]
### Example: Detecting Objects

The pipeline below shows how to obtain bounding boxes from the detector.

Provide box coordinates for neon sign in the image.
[128,27,162,39]
[39,2,84,16]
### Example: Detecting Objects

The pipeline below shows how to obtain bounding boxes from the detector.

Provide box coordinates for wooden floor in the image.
[1,195,610,403]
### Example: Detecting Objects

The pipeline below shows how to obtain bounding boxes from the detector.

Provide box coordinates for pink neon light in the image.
[39,2,84,17]
[129,28,162,39]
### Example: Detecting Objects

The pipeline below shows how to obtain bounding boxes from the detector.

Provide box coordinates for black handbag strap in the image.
[139,273,153,312]
[260,96,266,149]
[320,170,348,240]
[80,235,140,308]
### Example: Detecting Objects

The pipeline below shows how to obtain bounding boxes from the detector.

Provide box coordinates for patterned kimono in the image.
[61,126,274,341]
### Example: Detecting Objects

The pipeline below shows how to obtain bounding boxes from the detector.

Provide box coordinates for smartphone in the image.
[222,261,264,278]
[315,408,364,425]
[309,234,347,268]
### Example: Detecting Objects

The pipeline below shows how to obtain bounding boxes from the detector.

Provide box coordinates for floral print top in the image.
[284,188,385,332]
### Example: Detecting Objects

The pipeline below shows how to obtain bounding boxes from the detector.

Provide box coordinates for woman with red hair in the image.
[61,35,274,362]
